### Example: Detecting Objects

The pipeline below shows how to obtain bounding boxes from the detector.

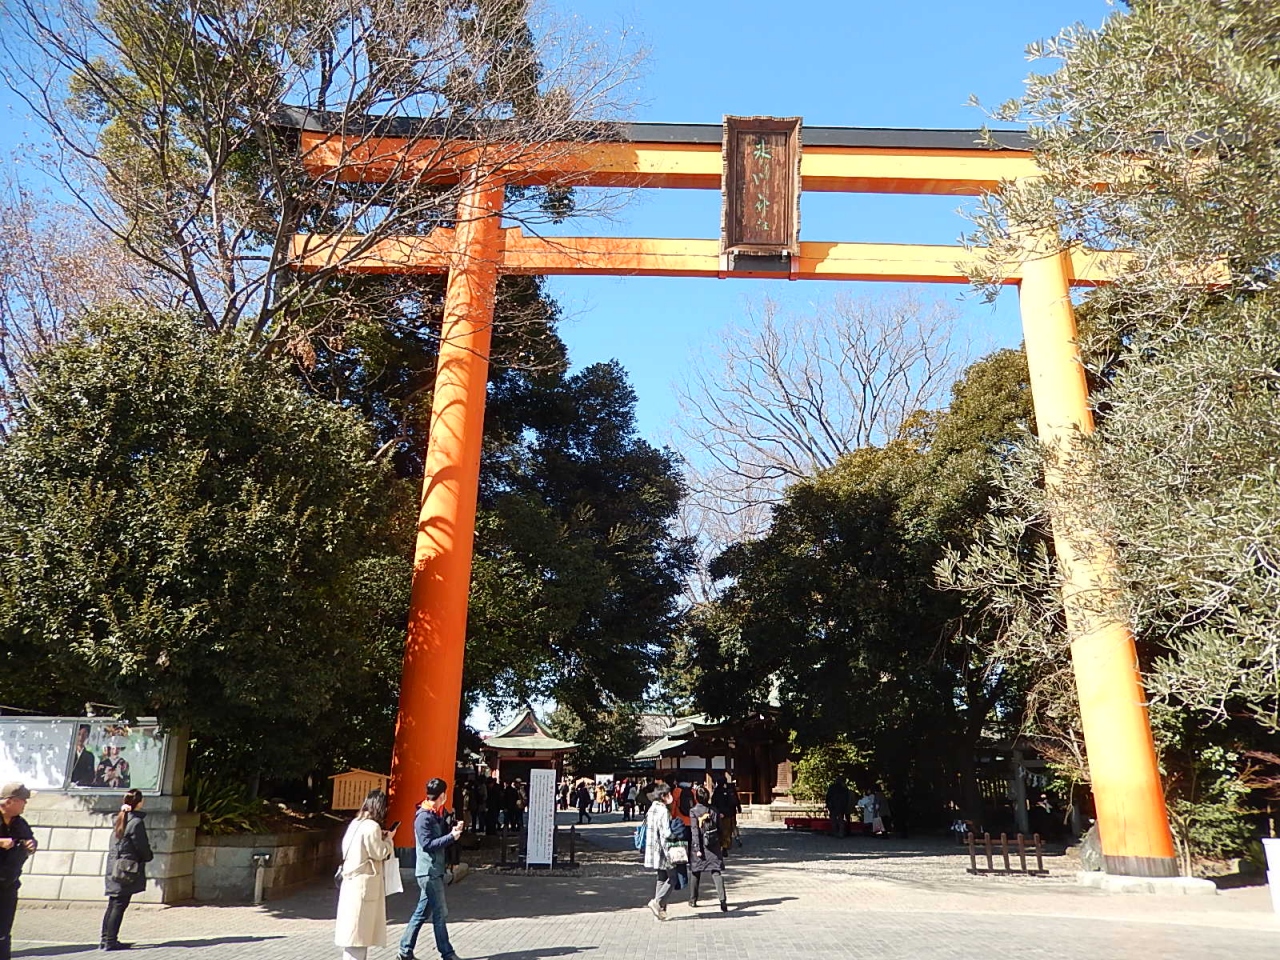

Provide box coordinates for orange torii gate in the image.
[289,115,1178,879]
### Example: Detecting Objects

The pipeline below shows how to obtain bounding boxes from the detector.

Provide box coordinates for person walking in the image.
[688,785,728,912]
[0,783,38,960]
[575,783,592,824]
[623,780,638,821]
[712,775,742,849]
[335,789,396,960]
[642,783,676,921]
[398,779,464,960]
[100,789,152,951]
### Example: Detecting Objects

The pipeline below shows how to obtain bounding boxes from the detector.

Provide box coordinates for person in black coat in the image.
[688,785,728,911]
[575,783,592,824]
[0,782,39,960]
[101,789,153,951]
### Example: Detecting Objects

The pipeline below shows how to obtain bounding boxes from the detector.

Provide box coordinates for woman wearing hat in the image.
[101,789,152,951]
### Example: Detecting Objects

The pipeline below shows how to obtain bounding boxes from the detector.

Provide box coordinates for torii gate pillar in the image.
[386,173,505,845]
[1018,239,1178,878]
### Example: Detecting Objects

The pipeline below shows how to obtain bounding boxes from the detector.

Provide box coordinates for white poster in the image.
[526,768,556,866]
[0,719,76,791]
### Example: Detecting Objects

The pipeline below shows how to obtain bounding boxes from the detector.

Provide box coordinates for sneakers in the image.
[99,944,132,952]
[646,898,666,921]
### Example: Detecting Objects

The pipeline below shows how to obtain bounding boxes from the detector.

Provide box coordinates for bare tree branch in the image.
[674,290,971,567]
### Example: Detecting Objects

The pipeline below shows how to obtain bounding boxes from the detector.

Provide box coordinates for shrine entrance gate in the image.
[290,114,1178,879]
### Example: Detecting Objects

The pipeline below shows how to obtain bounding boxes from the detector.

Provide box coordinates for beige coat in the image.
[334,817,395,948]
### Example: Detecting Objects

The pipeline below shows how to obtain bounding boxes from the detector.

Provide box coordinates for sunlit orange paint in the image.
[385,174,504,847]
[1018,239,1177,876]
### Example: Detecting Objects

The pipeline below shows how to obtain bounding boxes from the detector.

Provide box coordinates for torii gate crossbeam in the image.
[287,115,1179,880]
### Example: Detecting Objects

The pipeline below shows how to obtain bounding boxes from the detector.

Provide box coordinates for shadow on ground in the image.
[15,937,281,957]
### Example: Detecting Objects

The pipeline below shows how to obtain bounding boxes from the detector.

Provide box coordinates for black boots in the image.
[100,895,131,950]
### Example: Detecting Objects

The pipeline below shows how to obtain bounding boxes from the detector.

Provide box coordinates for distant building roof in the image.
[482,706,576,754]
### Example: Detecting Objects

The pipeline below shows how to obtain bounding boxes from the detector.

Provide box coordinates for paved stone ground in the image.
[14,813,1279,959]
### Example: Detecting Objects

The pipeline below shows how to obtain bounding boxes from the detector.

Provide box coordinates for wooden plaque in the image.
[721,116,802,258]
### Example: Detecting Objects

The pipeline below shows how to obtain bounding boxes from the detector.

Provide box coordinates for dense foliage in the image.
[947,0,1280,857]
[692,350,1033,820]
[0,308,392,777]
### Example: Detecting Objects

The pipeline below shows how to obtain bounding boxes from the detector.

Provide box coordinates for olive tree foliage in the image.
[0,0,641,341]
[944,0,1280,762]
[0,307,394,777]
[673,291,969,598]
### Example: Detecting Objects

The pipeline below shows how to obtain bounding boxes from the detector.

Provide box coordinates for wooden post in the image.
[386,173,505,846]
[1018,229,1178,879]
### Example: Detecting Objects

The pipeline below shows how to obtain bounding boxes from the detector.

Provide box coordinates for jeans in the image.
[0,881,18,960]
[101,892,132,945]
[399,875,454,959]
[653,869,672,906]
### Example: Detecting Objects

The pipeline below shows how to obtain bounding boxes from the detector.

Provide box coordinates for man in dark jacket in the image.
[69,725,95,787]
[398,778,464,960]
[826,777,851,838]
[0,783,38,960]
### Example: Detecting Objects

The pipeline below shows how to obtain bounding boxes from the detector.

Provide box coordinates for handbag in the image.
[383,856,403,896]
[110,857,141,884]
[667,843,689,864]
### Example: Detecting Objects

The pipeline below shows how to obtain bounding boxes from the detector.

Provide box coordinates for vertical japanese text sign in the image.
[526,768,556,866]
[721,116,802,258]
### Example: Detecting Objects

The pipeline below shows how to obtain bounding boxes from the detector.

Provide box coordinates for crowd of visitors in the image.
[823,777,894,837]
[0,770,746,956]
[638,775,741,921]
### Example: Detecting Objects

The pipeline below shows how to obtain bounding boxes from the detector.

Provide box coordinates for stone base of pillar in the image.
[1077,871,1218,896]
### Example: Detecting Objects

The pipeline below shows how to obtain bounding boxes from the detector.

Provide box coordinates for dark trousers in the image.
[101,892,133,945]
[0,881,18,960]
[577,807,591,824]
[689,871,725,905]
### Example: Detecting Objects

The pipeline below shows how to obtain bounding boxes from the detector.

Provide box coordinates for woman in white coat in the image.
[335,789,396,960]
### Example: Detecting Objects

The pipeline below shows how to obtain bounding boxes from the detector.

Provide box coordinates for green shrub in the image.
[187,773,269,835]
[790,737,869,804]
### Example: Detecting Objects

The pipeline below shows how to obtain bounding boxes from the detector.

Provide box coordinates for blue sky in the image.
[542,0,1114,444]
[0,0,1115,445]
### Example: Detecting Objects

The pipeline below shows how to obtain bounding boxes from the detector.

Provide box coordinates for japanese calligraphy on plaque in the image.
[721,116,802,258]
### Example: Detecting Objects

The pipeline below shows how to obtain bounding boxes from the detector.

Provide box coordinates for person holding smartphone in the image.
[398,778,464,960]
[334,789,396,960]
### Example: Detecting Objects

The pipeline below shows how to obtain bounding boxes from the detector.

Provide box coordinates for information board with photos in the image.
[0,717,169,795]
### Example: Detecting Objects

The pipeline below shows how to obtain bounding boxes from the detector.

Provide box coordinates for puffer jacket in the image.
[104,812,153,896]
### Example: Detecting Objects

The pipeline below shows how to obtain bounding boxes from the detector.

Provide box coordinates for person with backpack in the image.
[639,783,676,920]
[688,785,728,912]
[101,788,153,951]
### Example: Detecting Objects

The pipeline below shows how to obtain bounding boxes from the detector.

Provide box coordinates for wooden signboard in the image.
[721,116,802,259]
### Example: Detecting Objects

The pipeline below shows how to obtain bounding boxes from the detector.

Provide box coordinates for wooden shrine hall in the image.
[283,109,1182,879]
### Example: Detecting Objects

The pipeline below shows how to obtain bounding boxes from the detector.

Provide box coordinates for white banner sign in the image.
[526,768,556,866]
[0,718,169,794]
[0,720,76,791]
